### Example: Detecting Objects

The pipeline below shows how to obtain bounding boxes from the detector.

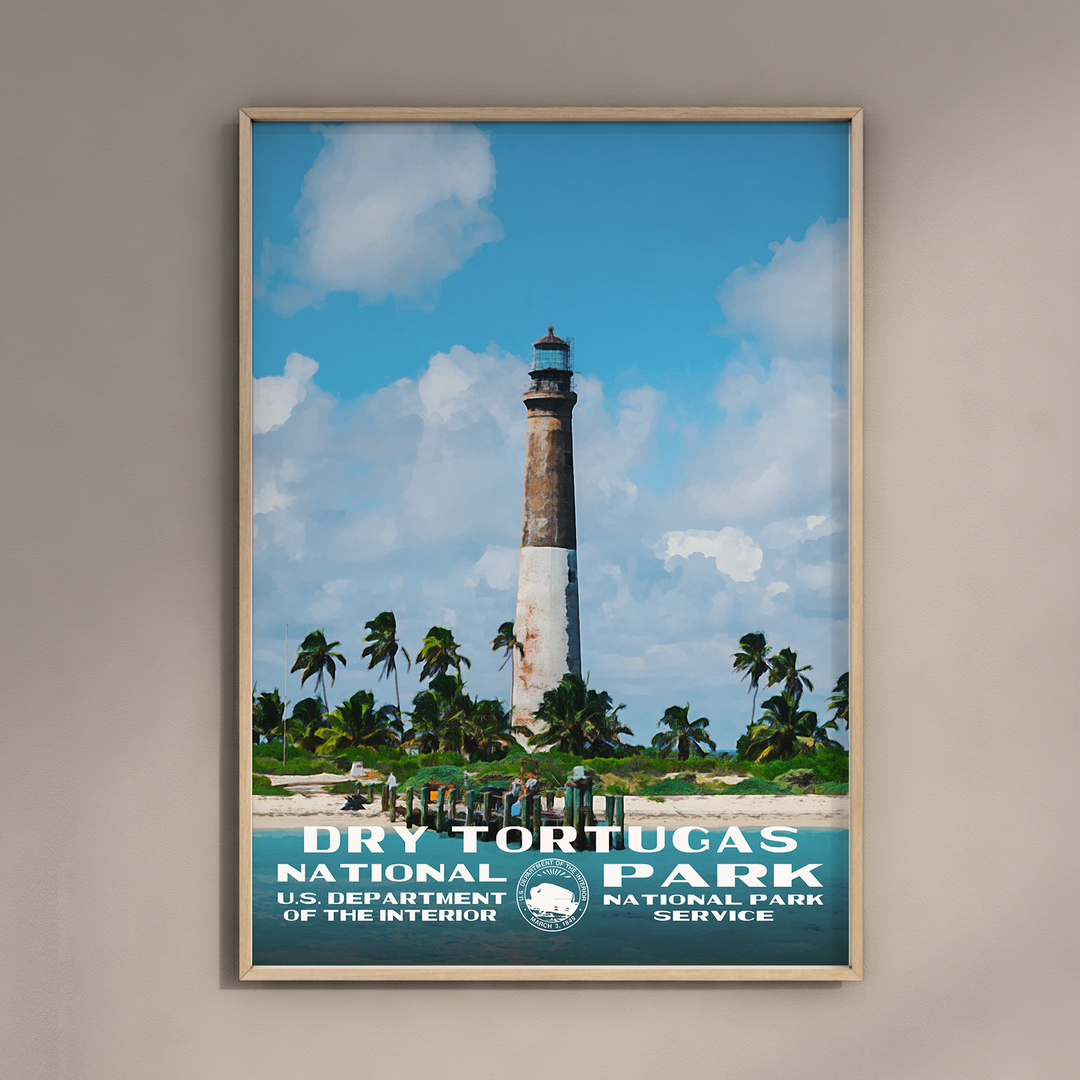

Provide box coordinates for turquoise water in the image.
[252,827,848,967]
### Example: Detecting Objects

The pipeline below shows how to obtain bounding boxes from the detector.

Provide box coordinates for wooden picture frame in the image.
[240,107,863,981]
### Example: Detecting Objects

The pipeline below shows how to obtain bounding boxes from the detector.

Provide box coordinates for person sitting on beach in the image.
[509,777,522,800]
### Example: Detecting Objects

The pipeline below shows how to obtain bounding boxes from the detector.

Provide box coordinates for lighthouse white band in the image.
[513,546,582,731]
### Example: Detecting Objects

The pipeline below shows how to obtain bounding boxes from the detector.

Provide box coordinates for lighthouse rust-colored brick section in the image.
[513,327,582,736]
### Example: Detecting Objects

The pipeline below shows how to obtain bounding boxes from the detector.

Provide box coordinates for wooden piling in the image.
[436,786,447,834]
[575,805,588,850]
[389,785,397,823]
[501,792,513,830]
[604,794,615,830]
[532,791,542,841]
[381,783,389,812]
[420,784,432,829]
[563,784,574,828]
[406,786,414,823]
[615,795,625,849]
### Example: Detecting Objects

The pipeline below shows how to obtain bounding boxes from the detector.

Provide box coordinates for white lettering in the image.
[540,826,577,853]
[303,826,340,853]
[672,827,709,853]
[347,826,385,852]
[716,864,768,887]
[716,826,752,853]
[773,863,823,888]
[661,864,709,888]
[392,825,427,852]
[604,863,654,888]
[759,826,798,852]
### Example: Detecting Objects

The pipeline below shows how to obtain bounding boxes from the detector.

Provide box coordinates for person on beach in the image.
[525,773,539,796]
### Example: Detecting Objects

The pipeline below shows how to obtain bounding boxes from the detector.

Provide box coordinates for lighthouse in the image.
[513,326,582,735]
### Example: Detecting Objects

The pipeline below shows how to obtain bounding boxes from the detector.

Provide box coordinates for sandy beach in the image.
[252,790,848,830]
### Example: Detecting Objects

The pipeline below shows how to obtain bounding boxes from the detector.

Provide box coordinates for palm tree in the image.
[428,673,474,756]
[417,626,471,682]
[402,680,447,754]
[528,674,630,756]
[403,674,526,759]
[742,692,840,762]
[287,696,325,753]
[490,620,523,711]
[590,707,635,757]
[828,672,849,729]
[471,697,529,760]
[651,703,717,761]
[315,690,402,754]
[731,632,772,724]
[290,629,347,711]
[252,687,285,744]
[403,673,470,754]
[768,647,814,701]
[361,611,411,718]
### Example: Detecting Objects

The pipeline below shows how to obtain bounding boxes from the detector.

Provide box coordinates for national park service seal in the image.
[516,858,589,932]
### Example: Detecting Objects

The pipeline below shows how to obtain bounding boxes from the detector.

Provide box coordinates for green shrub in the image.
[402,765,466,790]
[739,747,849,784]
[775,768,816,789]
[325,781,359,795]
[252,775,294,797]
[640,777,700,795]
[812,782,850,795]
[720,778,788,795]
[252,742,347,776]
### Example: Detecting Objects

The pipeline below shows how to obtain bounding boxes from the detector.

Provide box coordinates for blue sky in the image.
[250,120,850,746]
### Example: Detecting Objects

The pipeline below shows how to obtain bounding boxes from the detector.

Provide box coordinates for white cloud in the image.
[677,354,847,523]
[260,125,502,312]
[760,513,841,550]
[575,382,664,509]
[418,351,477,422]
[797,561,845,591]
[654,527,764,583]
[713,217,848,350]
[253,353,318,434]
[467,546,518,591]
[253,480,293,516]
[765,581,790,598]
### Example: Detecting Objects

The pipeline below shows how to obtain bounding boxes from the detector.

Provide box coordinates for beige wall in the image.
[2,2,1077,1076]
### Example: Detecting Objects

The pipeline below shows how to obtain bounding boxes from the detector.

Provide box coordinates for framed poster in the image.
[239,107,862,981]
